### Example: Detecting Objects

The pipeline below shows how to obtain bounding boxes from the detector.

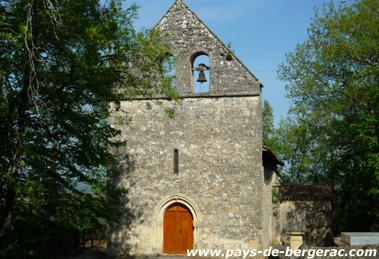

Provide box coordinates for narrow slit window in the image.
[174,149,179,175]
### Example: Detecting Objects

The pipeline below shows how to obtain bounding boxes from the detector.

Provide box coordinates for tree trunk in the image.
[2,180,17,250]
[2,74,29,250]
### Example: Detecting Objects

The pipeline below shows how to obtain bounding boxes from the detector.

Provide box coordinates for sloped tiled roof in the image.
[281,183,333,201]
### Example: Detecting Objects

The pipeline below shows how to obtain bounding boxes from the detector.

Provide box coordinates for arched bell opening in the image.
[191,52,210,93]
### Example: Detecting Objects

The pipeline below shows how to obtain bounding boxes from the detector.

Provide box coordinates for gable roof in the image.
[154,0,262,86]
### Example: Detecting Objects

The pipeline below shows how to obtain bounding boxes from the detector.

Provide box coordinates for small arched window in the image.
[191,52,210,93]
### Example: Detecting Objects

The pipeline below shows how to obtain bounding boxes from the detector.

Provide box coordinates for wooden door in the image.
[163,204,193,254]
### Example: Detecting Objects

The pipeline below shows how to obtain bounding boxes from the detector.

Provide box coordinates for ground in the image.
[57,241,107,259]
[56,241,205,259]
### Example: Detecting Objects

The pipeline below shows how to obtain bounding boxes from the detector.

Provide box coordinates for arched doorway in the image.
[163,203,193,254]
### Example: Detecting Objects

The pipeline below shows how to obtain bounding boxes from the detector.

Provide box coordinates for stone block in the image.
[290,232,304,251]
[341,232,379,246]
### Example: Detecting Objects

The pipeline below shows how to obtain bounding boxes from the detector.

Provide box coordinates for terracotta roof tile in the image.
[280,183,333,201]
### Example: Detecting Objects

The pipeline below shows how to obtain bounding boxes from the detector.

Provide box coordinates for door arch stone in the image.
[153,194,202,252]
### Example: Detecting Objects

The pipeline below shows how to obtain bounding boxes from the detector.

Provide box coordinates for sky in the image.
[127,0,349,125]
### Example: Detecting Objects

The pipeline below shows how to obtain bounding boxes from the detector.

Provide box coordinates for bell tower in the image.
[156,0,262,95]
[108,0,268,256]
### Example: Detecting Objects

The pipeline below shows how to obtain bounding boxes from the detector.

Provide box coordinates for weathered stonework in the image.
[279,200,333,247]
[107,0,275,257]
[108,96,265,255]
[155,0,262,95]
[278,184,333,247]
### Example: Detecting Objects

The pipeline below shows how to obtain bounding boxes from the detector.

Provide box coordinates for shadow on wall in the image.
[280,200,333,249]
[107,146,143,257]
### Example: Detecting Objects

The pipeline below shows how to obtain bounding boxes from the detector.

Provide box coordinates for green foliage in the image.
[272,190,280,217]
[273,115,329,183]
[0,0,176,257]
[165,107,176,119]
[277,0,379,233]
[262,100,276,148]
[226,42,235,61]
[226,42,235,54]
[272,189,281,204]
[263,100,324,183]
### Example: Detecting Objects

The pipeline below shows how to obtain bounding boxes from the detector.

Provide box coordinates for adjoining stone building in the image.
[279,183,333,247]
[107,0,331,257]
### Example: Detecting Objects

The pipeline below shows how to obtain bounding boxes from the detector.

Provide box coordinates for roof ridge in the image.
[152,0,182,30]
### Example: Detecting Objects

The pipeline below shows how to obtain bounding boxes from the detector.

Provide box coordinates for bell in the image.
[197,71,207,83]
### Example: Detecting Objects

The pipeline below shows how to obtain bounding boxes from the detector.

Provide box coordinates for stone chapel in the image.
[107,0,316,256]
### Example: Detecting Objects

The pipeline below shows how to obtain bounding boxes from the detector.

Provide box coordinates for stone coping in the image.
[130,91,260,100]
[341,232,379,246]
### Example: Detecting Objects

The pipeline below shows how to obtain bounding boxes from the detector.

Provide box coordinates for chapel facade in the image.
[107,0,282,256]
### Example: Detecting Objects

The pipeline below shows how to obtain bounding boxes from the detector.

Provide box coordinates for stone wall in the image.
[107,0,266,256]
[279,200,333,247]
[108,96,263,256]
[262,164,281,248]
[156,0,262,96]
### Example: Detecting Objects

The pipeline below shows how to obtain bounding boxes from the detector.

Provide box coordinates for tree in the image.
[278,0,379,232]
[262,101,327,183]
[0,0,176,257]
[262,100,276,149]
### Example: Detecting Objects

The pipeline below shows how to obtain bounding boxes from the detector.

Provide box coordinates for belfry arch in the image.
[153,194,202,251]
[190,51,210,93]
